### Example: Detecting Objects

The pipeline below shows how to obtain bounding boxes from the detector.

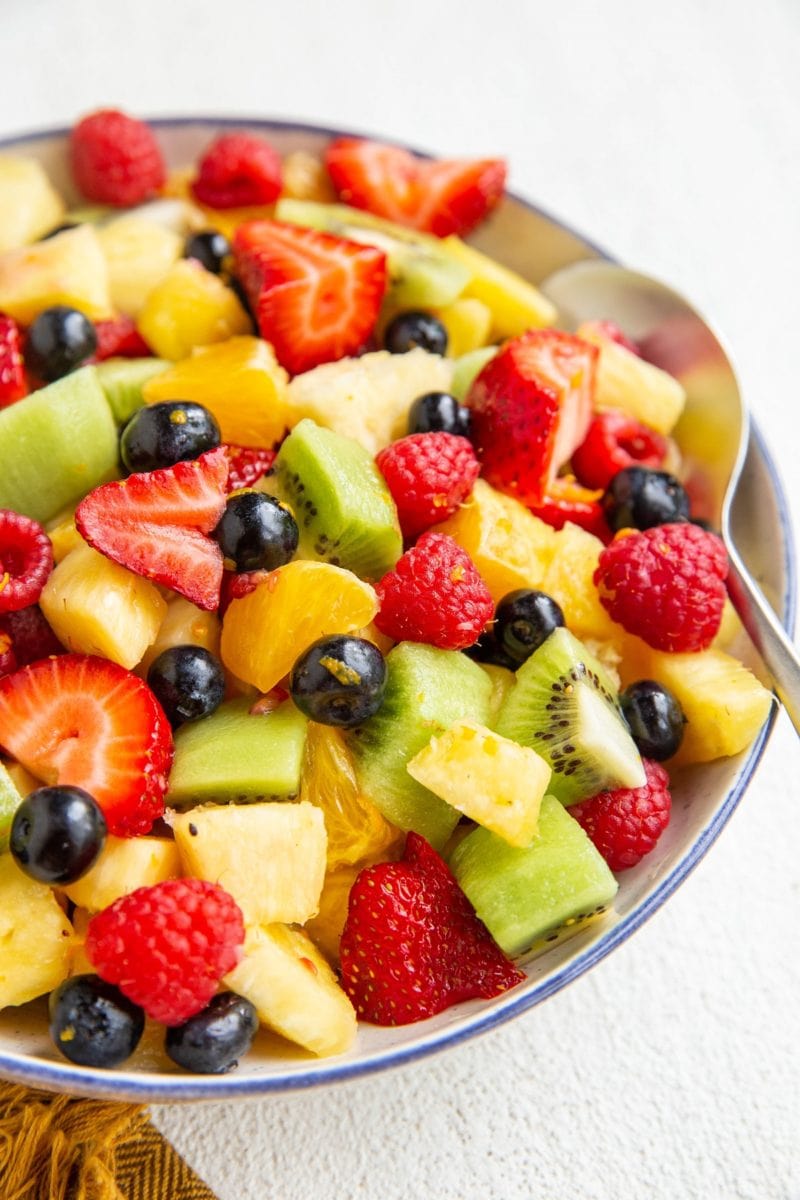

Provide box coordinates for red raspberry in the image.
[571,410,667,491]
[70,109,166,207]
[0,510,53,614]
[594,523,728,652]
[376,432,480,539]
[192,133,283,209]
[570,759,672,871]
[0,605,63,677]
[86,878,245,1025]
[223,444,277,492]
[93,315,152,361]
[0,315,28,408]
[375,531,493,650]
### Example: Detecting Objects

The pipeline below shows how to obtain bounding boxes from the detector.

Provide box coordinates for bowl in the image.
[0,117,793,1101]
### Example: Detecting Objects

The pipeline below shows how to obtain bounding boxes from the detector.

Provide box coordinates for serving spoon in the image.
[540,259,800,733]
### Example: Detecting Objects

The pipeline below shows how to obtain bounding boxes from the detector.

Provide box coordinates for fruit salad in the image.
[0,111,774,1076]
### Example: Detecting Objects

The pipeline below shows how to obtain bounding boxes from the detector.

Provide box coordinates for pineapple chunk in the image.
[137,259,251,360]
[172,802,327,926]
[0,854,72,1008]
[441,235,557,338]
[137,596,220,677]
[224,923,356,1057]
[577,322,686,435]
[0,224,112,324]
[63,836,180,911]
[408,720,550,847]
[0,156,65,252]
[542,522,619,642]
[47,514,82,564]
[432,297,492,357]
[40,542,167,670]
[98,215,183,316]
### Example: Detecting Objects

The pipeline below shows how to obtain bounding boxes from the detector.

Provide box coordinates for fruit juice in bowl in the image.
[0,111,787,1099]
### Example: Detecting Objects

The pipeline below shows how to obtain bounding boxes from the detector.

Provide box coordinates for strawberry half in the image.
[76,447,229,611]
[340,832,523,1025]
[467,329,598,505]
[0,314,28,408]
[325,138,506,238]
[92,314,152,361]
[223,444,277,492]
[527,476,611,541]
[232,220,387,375]
[0,654,173,836]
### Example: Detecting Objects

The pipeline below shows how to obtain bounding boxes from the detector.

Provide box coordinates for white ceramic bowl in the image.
[0,118,793,1101]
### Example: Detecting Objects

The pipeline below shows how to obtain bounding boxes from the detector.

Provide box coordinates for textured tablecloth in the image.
[1,1,798,1195]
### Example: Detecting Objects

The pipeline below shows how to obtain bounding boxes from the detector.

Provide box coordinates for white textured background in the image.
[2,1,799,1196]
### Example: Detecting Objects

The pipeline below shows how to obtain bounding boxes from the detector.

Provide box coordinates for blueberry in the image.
[493,590,565,666]
[49,975,144,1068]
[120,401,221,473]
[147,644,226,726]
[290,635,387,726]
[603,467,690,532]
[10,785,106,885]
[165,991,258,1074]
[464,630,517,670]
[185,230,231,275]
[408,391,471,438]
[620,679,686,760]
[384,311,448,356]
[25,306,97,381]
[213,492,298,573]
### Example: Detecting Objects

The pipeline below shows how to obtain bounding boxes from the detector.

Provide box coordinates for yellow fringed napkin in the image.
[0,1083,216,1200]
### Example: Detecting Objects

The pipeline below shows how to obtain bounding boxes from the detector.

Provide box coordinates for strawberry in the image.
[92,315,152,361]
[527,476,611,541]
[340,832,523,1025]
[0,314,28,408]
[232,220,387,375]
[75,447,229,611]
[325,138,507,238]
[0,654,172,836]
[467,329,597,505]
[223,444,277,492]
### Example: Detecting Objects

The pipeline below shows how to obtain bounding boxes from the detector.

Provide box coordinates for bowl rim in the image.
[0,116,794,1102]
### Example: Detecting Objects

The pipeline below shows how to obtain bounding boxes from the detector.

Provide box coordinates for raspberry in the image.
[70,110,166,207]
[86,878,245,1026]
[375,532,493,650]
[0,510,53,614]
[594,522,728,652]
[192,133,282,209]
[570,759,672,871]
[571,410,667,491]
[376,432,480,539]
[223,444,277,492]
[0,315,28,409]
[0,604,63,677]
[93,315,152,361]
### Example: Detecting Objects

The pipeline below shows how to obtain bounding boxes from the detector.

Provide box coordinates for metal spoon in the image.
[541,259,800,732]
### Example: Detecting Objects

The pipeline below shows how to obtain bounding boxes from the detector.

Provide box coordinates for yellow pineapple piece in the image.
[440,235,557,338]
[47,515,82,564]
[143,337,290,446]
[63,836,180,911]
[0,854,73,1008]
[137,259,251,360]
[432,297,492,357]
[0,225,111,324]
[577,322,686,435]
[172,802,326,926]
[137,596,221,677]
[97,215,183,316]
[224,923,356,1056]
[541,522,619,642]
[282,151,337,203]
[305,864,361,965]
[0,156,65,252]
[40,542,167,670]
[221,561,378,693]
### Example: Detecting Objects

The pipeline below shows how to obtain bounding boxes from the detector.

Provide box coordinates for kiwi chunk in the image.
[449,795,618,955]
[348,642,492,848]
[0,762,23,854]
[95,357,169,424]
[495,627,645,805]
[450,345,497,401]
[166,698,308,809]
[276,418,402,580]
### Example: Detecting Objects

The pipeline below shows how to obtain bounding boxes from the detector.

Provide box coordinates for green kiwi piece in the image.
[95,357,170,425]
[349,642,492,849]
[0,763,23,855]
[166,699,308,809]
[450,345,498,401]
[449,794,618,955]
[0,366,119,524]
[275,418,402,580]
[495,627,645,805]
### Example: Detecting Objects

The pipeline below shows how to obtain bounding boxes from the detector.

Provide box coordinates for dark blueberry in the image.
[603,467,690,532]
[147,644,226,726]
[290,635,387,726]
[39,221,79,241]
[10,785,106,885]
[185,230,231,275]
[408,391,471,438]
[25,306,97,381]
[165,991,258,1074]
[464,630,517,670]
[49,975,144,1068]
[214,492,299,573]
[384,311,448,356]
[494,590,565,666]
[120,401,221,473]
[620,679,686,761]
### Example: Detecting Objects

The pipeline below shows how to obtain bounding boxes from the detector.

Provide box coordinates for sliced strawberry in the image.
[92,315,152,361]
[0,314,28,408]
[223,444,277,492]
[0,654,172,836]
[325,138,506,238]
[232,220,387,376]
[527,476,611,541]
[467,330,597,505]
[340,832,523,1026]
[75,447,229,611]
[571,409,667,491]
